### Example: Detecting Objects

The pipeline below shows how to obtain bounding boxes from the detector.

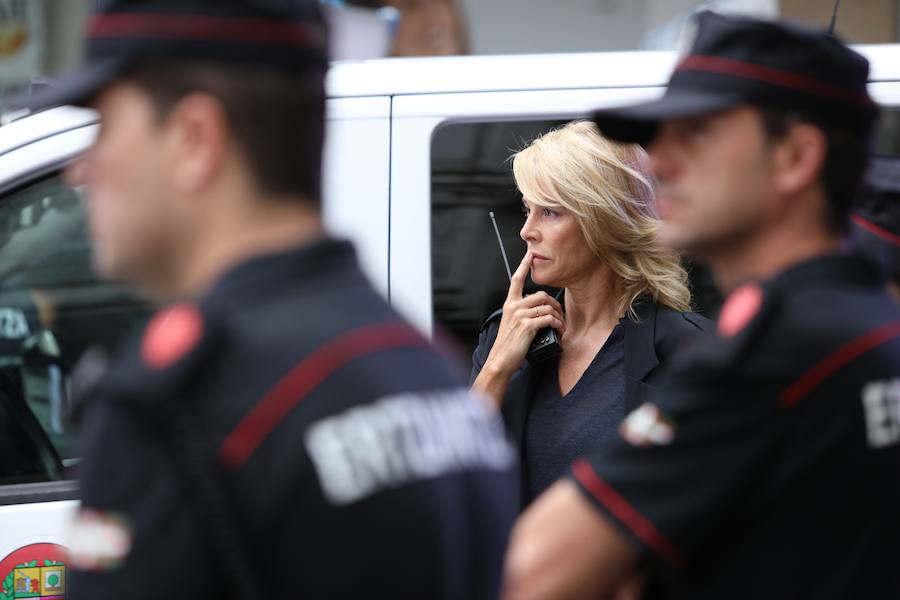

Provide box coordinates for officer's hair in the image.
[512,120,693,318]
[759,107,872,234]
[126,60,325,206]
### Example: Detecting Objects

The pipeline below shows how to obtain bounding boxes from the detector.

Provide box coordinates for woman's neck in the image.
[563,266,622,334]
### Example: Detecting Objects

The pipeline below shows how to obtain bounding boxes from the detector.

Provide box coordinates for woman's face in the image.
[519,197,600,288]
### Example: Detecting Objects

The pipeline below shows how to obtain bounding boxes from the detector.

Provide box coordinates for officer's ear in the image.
[770,122,827,199]
[163,92,230,197]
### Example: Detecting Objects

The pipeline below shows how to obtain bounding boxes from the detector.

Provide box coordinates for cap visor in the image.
[9,58,128,113]
[593,90,745,146]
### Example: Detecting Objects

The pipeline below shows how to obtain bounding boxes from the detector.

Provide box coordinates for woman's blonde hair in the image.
[511,120,692,318]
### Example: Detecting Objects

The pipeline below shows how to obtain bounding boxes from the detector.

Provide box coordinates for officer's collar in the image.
[202,237,358,307]
[767,250,884,290]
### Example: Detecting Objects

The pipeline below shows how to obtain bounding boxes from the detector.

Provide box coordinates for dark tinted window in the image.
[0,174,154,484]
[875,109,900,156]
[431,120,565,354]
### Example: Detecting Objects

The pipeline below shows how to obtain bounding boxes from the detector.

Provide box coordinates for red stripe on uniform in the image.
[676,54,874,108]
[852,214,900,247]
[572,458,686,568]
[219,321,428,468]
[88,13,325,48]
[780,320,900,408]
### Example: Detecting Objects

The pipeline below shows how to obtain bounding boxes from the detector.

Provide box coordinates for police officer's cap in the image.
[22,0,327,112]
[593,11,878,146]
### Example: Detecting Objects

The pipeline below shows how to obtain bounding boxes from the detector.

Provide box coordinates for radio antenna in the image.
[488,211,513,281]
[828,0,842,34]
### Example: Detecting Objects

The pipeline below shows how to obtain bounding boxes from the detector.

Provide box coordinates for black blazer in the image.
[470,299,713,450]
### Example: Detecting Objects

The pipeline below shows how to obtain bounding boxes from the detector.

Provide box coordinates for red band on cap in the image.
[88,13,325,49]
[676,54,874,109]
[852,213,900,247]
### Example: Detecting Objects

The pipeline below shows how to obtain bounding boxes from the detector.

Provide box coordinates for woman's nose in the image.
[520,214,537,242]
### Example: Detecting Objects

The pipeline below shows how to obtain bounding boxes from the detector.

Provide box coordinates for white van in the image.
[1,47,900,595]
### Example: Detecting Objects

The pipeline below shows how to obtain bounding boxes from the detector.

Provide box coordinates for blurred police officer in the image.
[853,155,900,301]
[25,1,518,598]
[502,11,900,600]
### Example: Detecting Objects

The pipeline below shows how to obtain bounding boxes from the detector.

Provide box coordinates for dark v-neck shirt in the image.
[524,323,626,502]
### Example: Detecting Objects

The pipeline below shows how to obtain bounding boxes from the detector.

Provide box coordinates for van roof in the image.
[325,45,900,98]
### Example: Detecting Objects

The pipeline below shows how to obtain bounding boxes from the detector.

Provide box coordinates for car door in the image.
[322,96,392,296]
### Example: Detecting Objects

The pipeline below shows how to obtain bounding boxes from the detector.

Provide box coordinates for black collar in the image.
[767,251,884,292]
[202,237,359,310]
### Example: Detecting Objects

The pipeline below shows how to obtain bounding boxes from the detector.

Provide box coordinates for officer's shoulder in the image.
[88,302,221,413]
[662,282,778,375]
[710,282,778,346]
[695,278,843,379]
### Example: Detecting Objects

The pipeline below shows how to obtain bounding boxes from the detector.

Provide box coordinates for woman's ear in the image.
[771,123,827,198]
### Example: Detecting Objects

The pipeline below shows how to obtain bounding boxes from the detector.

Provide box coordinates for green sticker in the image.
[1,572,13,600]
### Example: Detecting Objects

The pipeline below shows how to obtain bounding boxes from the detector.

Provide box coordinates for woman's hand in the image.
[472,252,565,406]
[489,251,566,373]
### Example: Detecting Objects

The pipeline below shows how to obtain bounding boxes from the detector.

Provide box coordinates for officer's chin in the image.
[657,222,714,257]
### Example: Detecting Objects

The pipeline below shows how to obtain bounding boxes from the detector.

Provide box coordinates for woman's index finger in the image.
[507,251,532,300]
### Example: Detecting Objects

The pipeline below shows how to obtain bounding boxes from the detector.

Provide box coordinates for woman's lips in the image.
[532,253,549,263]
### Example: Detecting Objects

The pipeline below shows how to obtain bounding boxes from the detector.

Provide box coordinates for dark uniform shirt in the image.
[570,252,900,599]
[68,239,519,599]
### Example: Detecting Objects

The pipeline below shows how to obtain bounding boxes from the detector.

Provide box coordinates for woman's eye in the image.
[542,208,555,217]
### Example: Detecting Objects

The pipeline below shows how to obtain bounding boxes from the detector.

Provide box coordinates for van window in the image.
[430,120,720,356]
[0,174,154,484]
[875,108,900,156]
[431,120,562,354]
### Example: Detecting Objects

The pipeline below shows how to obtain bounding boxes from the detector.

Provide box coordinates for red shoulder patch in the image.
[141,303,204,370]
[718,283,763,338]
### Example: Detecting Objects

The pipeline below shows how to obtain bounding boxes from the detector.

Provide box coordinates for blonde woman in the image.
[470,121,711,504]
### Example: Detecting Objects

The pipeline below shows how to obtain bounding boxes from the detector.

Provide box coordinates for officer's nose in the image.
[648,127,677,184]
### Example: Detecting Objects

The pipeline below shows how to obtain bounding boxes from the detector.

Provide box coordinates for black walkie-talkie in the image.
[489,211,562,365]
